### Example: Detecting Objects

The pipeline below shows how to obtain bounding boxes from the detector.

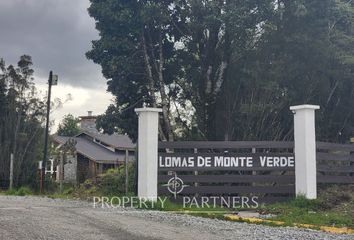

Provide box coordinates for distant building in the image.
[52,111,135,184]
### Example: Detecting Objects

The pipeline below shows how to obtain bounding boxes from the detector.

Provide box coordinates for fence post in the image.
[59,153,64,193]
[125,149,129,194]
[9,153,14,190]
[290,104,320,199]
[135,107,162,200]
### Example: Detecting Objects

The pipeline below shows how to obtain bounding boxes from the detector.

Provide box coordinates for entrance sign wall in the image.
[136,105,320,200]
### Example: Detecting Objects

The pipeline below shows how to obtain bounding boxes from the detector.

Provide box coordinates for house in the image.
[52,111,135,184]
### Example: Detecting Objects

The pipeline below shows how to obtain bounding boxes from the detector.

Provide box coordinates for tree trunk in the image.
[141,33,167,141]
[157,32,174,141]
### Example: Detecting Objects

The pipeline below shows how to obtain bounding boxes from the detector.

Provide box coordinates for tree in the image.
[87,0,274,140]
[87,0,185,141]
[175,0,275,140]
[57,114,80,137]
[242,0,354,142]
[0,55,46,188]
[87,0,354,143]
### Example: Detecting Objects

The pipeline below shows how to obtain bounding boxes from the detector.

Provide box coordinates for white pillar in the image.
[135,107,162,200]
[290,104,320,199]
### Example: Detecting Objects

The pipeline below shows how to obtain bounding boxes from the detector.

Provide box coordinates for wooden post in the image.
[350,139,353,177]
[252,148,256,187]
[98,163,103,174]
[350,151,353,177]
[125,150,129,194]
[9,153,14,190]
[59,153,64,193]
[194,148,198,187]
[194,148,198,198]
[93,162,97,182]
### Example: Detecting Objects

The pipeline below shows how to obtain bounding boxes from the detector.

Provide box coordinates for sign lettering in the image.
[159,154,295,169]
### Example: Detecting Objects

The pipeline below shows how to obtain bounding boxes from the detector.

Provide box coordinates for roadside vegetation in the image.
[3,186,33,196]
[1,167,353,233]
[69,164,136,200]
[75,181,354,231]
[259,185,354,229]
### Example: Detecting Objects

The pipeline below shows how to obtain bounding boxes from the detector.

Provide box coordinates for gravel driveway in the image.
[0,196,352,240]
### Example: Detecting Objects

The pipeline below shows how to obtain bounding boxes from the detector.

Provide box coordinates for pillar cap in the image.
[135,107,162,113]
[290,104,320,111]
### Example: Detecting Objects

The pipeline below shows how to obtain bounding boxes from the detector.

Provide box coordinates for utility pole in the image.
[41,71,58,193]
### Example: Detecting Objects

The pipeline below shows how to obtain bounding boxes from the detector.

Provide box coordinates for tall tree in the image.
[175,0,274,140]
[241,0,354,142]
[0,56,46,188]
[57,114,81,137]
[87,0,354,143]
[87,0,274,140]
[87,0,186,141]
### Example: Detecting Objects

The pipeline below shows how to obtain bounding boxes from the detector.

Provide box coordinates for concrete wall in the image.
[64,154,77,184]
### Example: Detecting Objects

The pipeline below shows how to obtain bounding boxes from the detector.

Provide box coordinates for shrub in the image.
[291,195,322,210]
[43,176,59,193]
[5,186,33,196]
[99,162,136,195]
[16,186,33,196]
[5,189,17,195]
[317,185,352,210]
[73,162,136,199]
[63,186,74,195]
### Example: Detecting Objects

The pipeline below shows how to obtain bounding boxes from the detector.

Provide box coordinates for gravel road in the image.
[0,196,352,240]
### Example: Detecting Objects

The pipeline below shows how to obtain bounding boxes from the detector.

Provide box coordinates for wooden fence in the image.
[157,141,354,203]
[316,142,354,184]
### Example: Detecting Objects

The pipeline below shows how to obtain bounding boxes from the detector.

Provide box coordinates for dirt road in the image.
[0,196,352,240]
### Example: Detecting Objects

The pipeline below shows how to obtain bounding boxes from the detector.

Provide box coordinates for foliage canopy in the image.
[87,0,354,142]
[57,114,80,137]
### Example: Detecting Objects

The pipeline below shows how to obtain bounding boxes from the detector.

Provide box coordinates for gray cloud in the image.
[0,0,104,88]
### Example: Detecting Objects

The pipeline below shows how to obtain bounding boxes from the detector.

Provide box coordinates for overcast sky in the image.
[0,0,113,131]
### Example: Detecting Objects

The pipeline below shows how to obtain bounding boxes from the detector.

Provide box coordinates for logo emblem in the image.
[163,172,188,199]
